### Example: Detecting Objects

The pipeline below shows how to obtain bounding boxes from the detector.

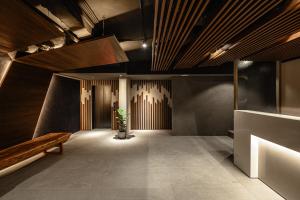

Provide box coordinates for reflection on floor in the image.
[0,130,283,200]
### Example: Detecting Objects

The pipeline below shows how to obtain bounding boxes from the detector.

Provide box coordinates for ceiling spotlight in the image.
[142,42,147,48]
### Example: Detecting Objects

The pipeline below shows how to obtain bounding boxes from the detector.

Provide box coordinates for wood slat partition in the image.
[175,0,284,69]
[203,0,300,66]
[130,80,172,130]
[80,80,92,130]
[80,80,118,130]
[151,0,210,71]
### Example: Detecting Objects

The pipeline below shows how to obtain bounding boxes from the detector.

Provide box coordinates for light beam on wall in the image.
[33,75,56,138]
[0,56,12,87]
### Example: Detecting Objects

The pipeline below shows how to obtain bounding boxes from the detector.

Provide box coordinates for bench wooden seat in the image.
[0,132,71,170]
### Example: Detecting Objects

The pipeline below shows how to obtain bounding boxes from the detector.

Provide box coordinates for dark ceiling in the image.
[1,0,299,74]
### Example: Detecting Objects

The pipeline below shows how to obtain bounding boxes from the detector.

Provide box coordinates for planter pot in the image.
[118,131,126,139]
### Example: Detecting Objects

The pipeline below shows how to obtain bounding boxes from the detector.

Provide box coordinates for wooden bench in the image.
[0,132,71,170]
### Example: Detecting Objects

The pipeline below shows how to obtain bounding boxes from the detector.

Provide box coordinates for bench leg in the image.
[44,143,63,154]
[58,143,63,154]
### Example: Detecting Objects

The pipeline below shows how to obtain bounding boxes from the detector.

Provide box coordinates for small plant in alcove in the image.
[116,108,127,139]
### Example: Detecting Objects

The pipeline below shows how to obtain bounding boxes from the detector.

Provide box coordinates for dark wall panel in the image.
[172,76,233,136]
[93,85,112,129]
[34,75,80,137]
[238,61,276,113]
[0,62,52,149]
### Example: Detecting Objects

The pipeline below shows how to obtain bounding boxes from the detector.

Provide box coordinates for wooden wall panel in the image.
[130,80,172,130]
[0,62,52,149]
[80,80,118,130]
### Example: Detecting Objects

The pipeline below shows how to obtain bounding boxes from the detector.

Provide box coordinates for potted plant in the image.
[116,108,127,139]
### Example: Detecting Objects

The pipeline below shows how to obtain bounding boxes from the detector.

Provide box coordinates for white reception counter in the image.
[234,110,300,200]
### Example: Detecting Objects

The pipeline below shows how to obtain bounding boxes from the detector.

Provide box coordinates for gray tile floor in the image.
[0,130,283,200]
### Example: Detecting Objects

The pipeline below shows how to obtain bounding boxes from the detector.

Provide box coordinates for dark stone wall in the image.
[34,75,80,137]
[238,61,277,113]
[0,62,52,149]
[172,76,234,136]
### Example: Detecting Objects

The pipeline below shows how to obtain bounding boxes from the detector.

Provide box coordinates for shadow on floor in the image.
[0,154,61,197]
[113,134,136,140]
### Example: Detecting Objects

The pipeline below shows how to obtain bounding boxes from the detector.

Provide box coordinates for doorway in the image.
[92,85,112,129]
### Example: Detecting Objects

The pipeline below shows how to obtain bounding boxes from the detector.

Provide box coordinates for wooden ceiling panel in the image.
[151,0,210,71]
[175,0,284,69]
[0,0,63,53]
[15,36,129,71]
[203,0,300,66]
[244,32,300,61]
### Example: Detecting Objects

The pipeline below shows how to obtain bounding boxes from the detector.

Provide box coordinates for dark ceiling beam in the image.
[24,0,97,39]
[0,0,63,53]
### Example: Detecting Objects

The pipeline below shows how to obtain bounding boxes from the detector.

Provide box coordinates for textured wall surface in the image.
[238,61,277,113]
[130,80,172,130]
[172,76,233,136]
[0,62,52,149]
[34,75,80,137]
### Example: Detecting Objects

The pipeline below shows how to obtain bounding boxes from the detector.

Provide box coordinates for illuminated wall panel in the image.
[130,80,172,130]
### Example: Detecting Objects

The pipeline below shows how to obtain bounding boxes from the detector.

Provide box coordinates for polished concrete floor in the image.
[0,130,283,200]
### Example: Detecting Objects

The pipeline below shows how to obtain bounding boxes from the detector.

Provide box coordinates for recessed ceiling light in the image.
[180,74,189,77]
[142,42,147,48]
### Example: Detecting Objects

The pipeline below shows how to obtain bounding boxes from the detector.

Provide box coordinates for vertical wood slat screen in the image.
[80,80,118,130]
[80,80,92,130]
[130,80,172,130]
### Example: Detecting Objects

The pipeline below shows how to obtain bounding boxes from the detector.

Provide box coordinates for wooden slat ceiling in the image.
[202,0,300,66]
[151,0,210,71]
[0,0,63,54]
[15,36,129,71]
[244,32,300,61]
[175,0,285,69]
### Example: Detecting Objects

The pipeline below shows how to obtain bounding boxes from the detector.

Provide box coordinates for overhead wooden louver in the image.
[151,0,210,71]
[244,32,300,62]
[175,0,284,69]
[203,0,300,66]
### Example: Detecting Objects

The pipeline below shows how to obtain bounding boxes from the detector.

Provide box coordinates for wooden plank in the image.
[0,133,71,170]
